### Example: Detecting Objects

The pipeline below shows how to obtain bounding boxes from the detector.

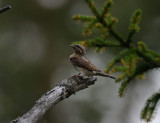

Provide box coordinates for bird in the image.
[70,44,116,79]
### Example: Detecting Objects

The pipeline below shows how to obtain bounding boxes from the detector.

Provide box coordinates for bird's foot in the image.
[75,74,89,79]
[76,73,83,77]
[82,76,90,79]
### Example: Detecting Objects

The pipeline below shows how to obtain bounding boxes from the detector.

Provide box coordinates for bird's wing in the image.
[70,56,100,71]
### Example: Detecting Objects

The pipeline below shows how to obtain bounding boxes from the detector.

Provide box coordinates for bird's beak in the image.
[70,45,75,48]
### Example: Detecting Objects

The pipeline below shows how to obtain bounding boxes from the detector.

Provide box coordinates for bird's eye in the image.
[77,48,83,53]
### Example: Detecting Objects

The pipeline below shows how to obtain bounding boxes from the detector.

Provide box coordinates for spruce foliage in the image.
[72,0,160,122]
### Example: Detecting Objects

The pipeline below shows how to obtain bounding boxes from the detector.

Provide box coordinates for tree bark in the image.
[11,75,97,123]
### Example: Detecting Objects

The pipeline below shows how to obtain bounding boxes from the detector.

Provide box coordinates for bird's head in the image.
[70,44,86,55]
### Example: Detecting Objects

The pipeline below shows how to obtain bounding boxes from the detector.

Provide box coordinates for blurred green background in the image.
[0,0,160,123]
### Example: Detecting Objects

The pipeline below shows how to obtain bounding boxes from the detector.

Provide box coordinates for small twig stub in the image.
[0,5,11,14]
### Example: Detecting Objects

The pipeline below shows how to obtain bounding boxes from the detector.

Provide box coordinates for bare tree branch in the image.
[11,75,97,123]
[0,5,11,14]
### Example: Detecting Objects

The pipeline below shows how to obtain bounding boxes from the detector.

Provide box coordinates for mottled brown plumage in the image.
[70,44,116,79]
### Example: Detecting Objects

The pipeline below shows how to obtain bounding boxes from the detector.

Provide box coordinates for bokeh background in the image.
[0,0,160,123]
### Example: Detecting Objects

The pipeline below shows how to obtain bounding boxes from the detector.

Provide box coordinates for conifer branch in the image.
[85,0,125,44]
[141,91,160,122]
[85,0,101,19]
[101,0,113,19]
[74,38,120,47]
[126,9,142,45]
[118,77,132,97]
[72,0,160,121]
[72,15,96,22]
[83,19,98,36]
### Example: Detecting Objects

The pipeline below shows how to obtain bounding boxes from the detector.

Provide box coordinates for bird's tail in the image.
[94,71,116,79]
